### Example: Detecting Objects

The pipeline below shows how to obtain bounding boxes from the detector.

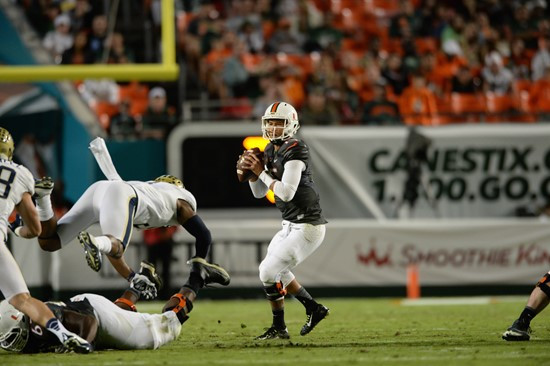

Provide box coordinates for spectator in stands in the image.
[61,30,93,64]
[143,227,177,300]
[266,17,304,54]
[141,87,177,140]
[305,12,343,53]
[221,39,251,98]
[381,53,410,96]
[105,32,134,64]
[389,0,421,38]
[88,14,108,62]
[508,38,532,80]
[509,4,539,49]
[529,66,550,119]
[22,1,60,37]
[481,51,514,95]
[252,75,288,119]
[237,20,264,54]
[327,72,361,125]
[532,36,550,80]
[451,66,480,94]
[69,0,95,34]
[361,82,402,126]
[399,72,439,126]
[109,100,138,140]
[78,78,119,107]
[43,14,74,64]
[300,87,339,125]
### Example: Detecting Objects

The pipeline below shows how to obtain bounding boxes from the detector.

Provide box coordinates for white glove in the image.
[130,273,158,300]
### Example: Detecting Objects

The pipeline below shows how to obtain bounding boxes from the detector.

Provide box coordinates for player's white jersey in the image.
[128,181,197,229]
[0,159,34,240]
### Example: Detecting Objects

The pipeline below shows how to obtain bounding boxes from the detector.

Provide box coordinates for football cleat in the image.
[187,257,230,286]
[78,231,102,272]
[139,261,163,291]
[255,326,290,340]
[300,304,330,336]
[34,177,54,198]
[502,319,531,341]
[61,332,92,354]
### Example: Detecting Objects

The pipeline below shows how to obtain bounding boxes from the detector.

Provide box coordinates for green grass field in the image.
[2,297,550,366]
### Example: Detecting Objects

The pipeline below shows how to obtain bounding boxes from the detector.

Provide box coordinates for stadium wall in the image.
[9,219,549,300]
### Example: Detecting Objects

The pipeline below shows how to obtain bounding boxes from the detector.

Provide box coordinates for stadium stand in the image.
[16,0,550,129]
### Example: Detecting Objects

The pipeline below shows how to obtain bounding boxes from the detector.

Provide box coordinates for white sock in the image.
[45,318,74,343]
[35,196,54,221]
[94,235,113,254]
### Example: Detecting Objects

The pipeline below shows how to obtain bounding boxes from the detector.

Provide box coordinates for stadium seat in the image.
[450,93,486,122]
[485,93,515,122]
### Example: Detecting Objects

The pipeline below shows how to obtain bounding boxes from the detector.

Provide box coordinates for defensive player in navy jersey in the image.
[240,101,330,340]
[0,259,214,353]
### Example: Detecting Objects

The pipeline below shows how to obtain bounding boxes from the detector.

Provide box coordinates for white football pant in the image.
[71,293,181,350]
[259,220,326,287]
[56,181,137,248]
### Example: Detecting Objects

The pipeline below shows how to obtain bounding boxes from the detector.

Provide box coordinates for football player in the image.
[13,169,230,298]
[240,102,330,339]
[0,128,91,353]
[0,258,224,353]
[502,272,550,341]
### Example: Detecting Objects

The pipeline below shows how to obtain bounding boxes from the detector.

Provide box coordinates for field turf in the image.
[2,297,549,365]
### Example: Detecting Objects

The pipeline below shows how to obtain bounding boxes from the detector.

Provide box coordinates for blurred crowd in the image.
[17,0,550,133]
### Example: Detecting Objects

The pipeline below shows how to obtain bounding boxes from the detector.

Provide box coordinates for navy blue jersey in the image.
[264,138,327,225]
[22,298,95,354]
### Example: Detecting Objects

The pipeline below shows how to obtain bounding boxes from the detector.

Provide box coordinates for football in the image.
[236,147,264,183]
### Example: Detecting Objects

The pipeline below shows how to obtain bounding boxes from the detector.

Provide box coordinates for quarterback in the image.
[240,101,330,340]
[0,128,91,353]
[14,138,230,297]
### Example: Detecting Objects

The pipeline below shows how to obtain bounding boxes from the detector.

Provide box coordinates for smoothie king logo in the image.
[356,238,550,268]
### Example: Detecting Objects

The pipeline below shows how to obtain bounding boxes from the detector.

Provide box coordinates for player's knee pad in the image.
[263,282,287,302]
[258,261,279,284]
[536,272,550,298]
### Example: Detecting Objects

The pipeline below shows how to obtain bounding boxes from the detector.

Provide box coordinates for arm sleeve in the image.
[182,215,211,259]
[249,178,269,198]
[269,160,304,202]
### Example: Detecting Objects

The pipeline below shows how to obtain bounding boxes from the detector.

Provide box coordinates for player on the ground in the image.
[240,101,330,340]
[0,127,91,353]
[502,271,550,341]
[13,138,230,297]
[0,257,227,352]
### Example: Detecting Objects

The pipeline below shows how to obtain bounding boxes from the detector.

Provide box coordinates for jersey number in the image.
[0,167,16,199]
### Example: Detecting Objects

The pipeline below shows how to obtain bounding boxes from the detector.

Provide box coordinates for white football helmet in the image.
[261,102,300,142]
[0,301,29,352]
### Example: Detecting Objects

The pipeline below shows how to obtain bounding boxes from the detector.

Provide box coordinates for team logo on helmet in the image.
[0,301,29,353]
[0,128,14,161]
[154,175,184,188]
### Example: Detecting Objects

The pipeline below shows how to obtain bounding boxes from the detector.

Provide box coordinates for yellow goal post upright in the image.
[0,0,179,82]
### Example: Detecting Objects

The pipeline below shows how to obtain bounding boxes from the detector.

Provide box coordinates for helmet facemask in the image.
[261,102,300,143]
[0,302,29,352]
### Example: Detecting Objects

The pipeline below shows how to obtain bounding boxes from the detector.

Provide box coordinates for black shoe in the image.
[300,304,330,336]
[187,257,230,286]
[62,332,92,354]
[502,319,531,341]
[78,231,102,272]
[139,261,163,291]
[255,326,290,340]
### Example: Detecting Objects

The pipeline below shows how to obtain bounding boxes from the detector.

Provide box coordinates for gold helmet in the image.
[0,128,14,161]
[154,175,184,188]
